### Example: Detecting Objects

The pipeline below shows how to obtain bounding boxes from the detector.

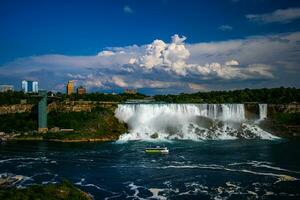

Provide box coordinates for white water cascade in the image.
[115,104,278,141]
[259,104,268,120]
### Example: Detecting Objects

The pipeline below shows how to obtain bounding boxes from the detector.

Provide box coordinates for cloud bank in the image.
[0,32,300,94]
[246,8,300,24]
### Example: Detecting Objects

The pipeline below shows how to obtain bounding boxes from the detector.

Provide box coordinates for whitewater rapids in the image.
[115,104,278,141]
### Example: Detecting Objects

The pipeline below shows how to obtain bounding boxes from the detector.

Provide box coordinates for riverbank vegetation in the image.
[0,181,91,200]
[0,112,37,133]
[0,106,127,141]
[273,112,300,125]
[44,106,127,140]
[260,112,300,137]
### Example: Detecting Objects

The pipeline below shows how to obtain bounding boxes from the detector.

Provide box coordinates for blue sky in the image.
[1,0,300,94]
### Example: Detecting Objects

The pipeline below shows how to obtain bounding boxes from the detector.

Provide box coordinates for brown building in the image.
[66,80,74,95]
[77,86,86,95]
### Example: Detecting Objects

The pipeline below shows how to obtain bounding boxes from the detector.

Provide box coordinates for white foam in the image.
[126,182,146,200]
[0,157,49,164]
[148,188,166,200]
[115,103,277,141]
[229,160,300,174]
[75,178,114,193]
[147,163,298,184]
[104,194,122,200]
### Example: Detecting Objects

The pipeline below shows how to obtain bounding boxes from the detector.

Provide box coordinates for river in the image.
[1,139,300,199]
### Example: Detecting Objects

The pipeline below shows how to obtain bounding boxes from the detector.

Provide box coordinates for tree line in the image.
[0,87,299,105]
[154,87,300,103]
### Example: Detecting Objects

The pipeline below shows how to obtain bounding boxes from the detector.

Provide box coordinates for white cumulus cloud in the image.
[112,76,128,88]
[98,50,116,56]
[134,34,191,75]
[225,60,239,66]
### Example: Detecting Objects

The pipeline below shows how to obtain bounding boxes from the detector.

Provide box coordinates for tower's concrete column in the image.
[38,90,48,133]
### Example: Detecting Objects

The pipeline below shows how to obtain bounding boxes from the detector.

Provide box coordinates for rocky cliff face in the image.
[267,104,300,117]
[0,104,34,115]
[244,103,300,119]
[244,103,260,120]
[0,101,117,115]
[48,101,96,112]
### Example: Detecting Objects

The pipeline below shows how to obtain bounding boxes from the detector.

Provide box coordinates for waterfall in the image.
[259,104,268,120]
[115,103,277,141]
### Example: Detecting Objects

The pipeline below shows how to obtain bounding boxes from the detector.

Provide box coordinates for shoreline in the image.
[5,132,298,143]
[7,136,118,143]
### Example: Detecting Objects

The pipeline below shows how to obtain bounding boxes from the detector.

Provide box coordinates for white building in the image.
[22,80,38,93]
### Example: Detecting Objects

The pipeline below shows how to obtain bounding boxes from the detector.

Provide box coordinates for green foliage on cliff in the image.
[0,112,37,132]
[272,113,300,126]
[154,87,300,103]
[259,112,300,137]
[0,106,127,139]
[0,181,91,200]
[0,91,37,105]
[45,106,127,140]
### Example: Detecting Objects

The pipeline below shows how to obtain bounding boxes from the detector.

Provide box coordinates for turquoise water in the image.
[1,139,300,199]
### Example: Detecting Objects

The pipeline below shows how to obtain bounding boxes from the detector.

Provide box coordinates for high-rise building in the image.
[22,80,38,93]
[66,80,74,95]
[0,85,14,92]
[77,86,86,95]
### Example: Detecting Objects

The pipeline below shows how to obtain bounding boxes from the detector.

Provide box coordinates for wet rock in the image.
[0,173,24,188]
[194,116,214,129]
[150,133,159,139]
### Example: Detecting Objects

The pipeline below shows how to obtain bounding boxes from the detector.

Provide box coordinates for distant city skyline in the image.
[22,80,38,93]
[0,0,300,94]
